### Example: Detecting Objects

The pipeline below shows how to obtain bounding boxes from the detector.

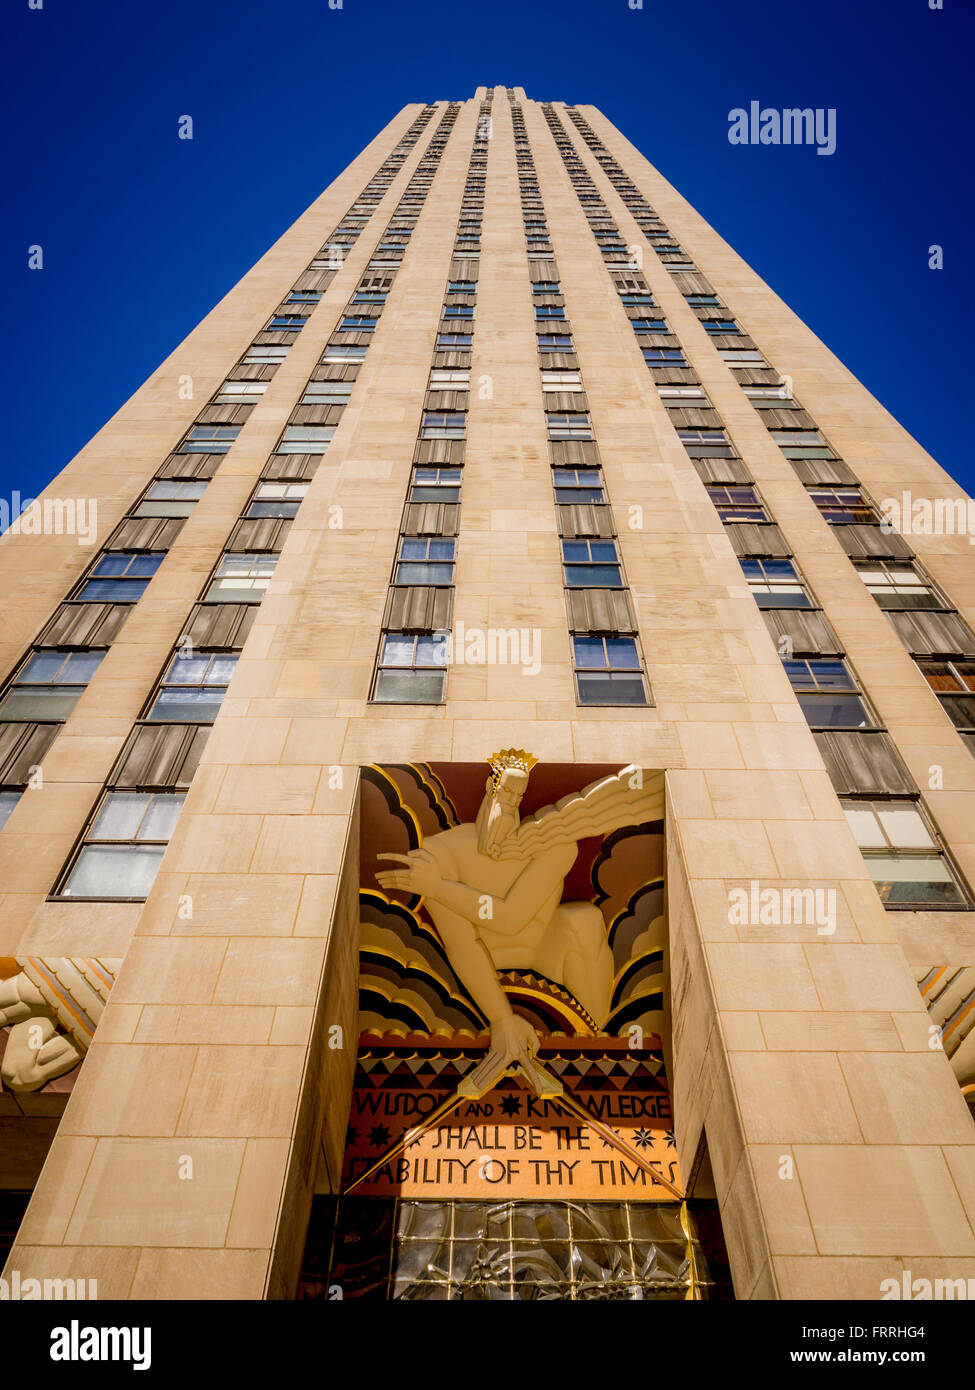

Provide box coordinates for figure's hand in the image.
[490,1012,539,1068]
[376,849,442,899]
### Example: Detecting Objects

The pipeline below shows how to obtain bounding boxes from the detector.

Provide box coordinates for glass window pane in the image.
[140,794,186,841]
[875,806,935,850]
[207,655,239,684]
[61,651,106,683]
[0,791,21,831]
[164,654,211,684]
[380,635,414,667]
[128,555,164,576]
[564,565,622,587]
[19,651,66,682]
[573,638,606,669]
[64,844,165,898]
[843,806,886,848]
[395,563,453,585]
[90,792,153,841]
[415,636,448,668]
[79,578,148,601]
[866,855,964,907]
[605,638,640,669]
[576,671,647,706]
[940,694,975,729]
[92,554,129,576]
[148,688,225,722]
[0,687,83,720]
[796,694,871,728]
[374,670,445,703]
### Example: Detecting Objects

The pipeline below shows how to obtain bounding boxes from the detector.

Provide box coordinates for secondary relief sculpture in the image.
[0,956,119,1093]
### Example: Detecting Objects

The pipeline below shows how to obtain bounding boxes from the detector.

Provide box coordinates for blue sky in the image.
[2,0,973,500]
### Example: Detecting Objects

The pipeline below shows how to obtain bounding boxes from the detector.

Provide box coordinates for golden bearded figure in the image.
[376,753,664,1066]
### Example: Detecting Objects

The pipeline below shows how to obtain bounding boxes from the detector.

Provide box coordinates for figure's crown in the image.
[487,748,538,790]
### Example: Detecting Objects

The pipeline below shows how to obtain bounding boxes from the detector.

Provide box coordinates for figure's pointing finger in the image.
[376,852,414,867]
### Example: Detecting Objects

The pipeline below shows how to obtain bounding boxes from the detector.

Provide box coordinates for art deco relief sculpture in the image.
[0,957,119,1092]
[376,752,665,1066]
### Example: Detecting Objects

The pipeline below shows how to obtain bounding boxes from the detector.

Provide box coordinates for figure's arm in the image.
[426,904,513,1024]
[377,846,574,937]
[0,972,44,1026]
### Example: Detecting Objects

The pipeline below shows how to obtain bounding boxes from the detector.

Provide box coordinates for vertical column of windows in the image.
[511,102,649,706]
[539,104,967,908]
[565,105,975,758]
[372,96,492,702]
[42,108,463,892]
[0,108,441,836]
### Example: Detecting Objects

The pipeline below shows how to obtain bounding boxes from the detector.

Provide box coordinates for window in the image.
[535,306,566,319]
[643,348,686,364]
[324,345,367,362]
[678,429,735,459]
[132,480,207,518]
[743,384,795,405]
[620,294,655,305]
[573,637,647,706]
[842,799,967,908]
[429,369,470,387]
[61,791,185,899]
[352,293,387,304]
[442,306,474,320]
[215,380,268,404]
[703,321,740,335]
[267,316,308,330]
[718,349,767,365]
[0,649,106,721]
[421,413,466,440]
[394,538,455,586]
[203,553,278,604]
[553,468,605,505]
[806,487,875,524]
[373,632,447,703]
[531,282,561,294]
[541,371,582,391]
[242,345,289,364]
[289,292,322,303]
[301,382,353,405]
[775,433,836,461]
[916,660,975,730]
[740,558,812,608]
[783,659,874,728]
[707,486,767,522]
[246,481,309,518]
[409,468,461,504]
[685,295,720,306]
[180,425,241,454]
[547,413,593,441]
[339,316,378,331]
[854,561,945,610]
[630,319,668,333]
[147,652,239,722]
[538,334,574,349]
[658,387,711,406]
[436,333,472,348]
[0,791,21,831]
[279,425,335,453]
[448,281,477,292]
[562,540,622,587]
[77,552,164,602]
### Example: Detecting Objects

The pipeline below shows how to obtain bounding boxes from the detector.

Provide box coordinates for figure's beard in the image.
[477,802,519,859]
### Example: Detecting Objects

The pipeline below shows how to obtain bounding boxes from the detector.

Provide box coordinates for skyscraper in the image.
[1,86,973,1302]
